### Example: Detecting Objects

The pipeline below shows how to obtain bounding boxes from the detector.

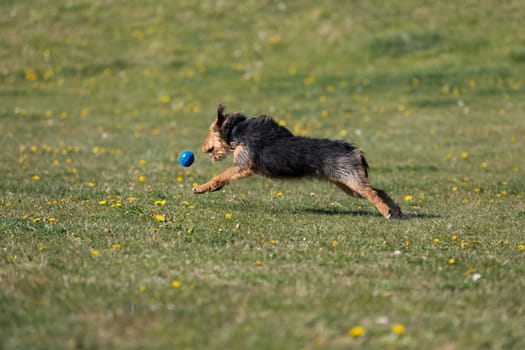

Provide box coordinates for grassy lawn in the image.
[1,1,524,349]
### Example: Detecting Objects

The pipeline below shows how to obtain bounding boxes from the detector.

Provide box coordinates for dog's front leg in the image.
[192,167,253,194]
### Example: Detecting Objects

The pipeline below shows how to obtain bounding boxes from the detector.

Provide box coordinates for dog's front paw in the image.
[192,185,208,194]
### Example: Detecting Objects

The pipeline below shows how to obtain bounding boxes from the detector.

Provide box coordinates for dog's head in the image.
[201,104,244,162]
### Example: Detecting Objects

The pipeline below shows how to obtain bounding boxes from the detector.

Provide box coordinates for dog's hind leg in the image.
[335,180,403,219]
[334,182,363,198]
[192,167,254,194]
[371,186,403,219]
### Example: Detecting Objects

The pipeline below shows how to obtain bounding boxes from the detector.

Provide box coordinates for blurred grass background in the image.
[1,1,524,349]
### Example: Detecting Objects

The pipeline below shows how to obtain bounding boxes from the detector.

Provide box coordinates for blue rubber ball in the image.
[179,150,195,167]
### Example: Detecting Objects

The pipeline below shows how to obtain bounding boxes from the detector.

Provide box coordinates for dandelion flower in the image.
[171,280,181,288]
[33,217,42,223]
[38,245,46,252]
[155,214,165,222]
[225,213,232,219]
[460,151,469,159]
[267,35,281,45]
[304,76,316,85]
[112,243,121,250]
[331,240,338,247]
[481,161,488,169]
[154,199,166,206]
[91,249,100,257]
[448,258,456,265]
[256,260,263,266]
[98,200,107,205]
[519,244,525,251]
[32,175,40,181]
[392,323,406,335]
[404,195,413,201]
[47,217,56,223]
[138,175,146,183]
[348,326,365,338]
[139,285,147,292]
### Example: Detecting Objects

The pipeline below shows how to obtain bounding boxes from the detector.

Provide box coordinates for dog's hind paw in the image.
[388,207,404,219]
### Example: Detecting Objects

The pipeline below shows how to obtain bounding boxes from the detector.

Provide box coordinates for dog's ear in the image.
[216,104,226,128]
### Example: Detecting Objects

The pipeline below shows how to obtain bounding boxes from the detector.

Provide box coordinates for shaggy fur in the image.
[193,104,403,219]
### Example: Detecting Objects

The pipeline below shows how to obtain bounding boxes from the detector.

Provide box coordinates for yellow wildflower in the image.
[348,326,365,338]
[392,323,406,335]
[171,280,181,288]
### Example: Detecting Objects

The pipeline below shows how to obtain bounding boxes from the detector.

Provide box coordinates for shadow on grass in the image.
[221,198,440,219]
[300,208,440,219]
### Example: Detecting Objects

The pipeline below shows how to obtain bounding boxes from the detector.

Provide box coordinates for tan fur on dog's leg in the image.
[193,167,254,194]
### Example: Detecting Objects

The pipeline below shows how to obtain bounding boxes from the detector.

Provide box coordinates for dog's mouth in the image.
[208,151,227,162]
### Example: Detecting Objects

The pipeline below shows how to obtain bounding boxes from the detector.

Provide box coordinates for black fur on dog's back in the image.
[223,114,369,180]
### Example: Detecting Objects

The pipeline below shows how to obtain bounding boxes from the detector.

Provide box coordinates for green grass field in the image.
[1,1,525,349]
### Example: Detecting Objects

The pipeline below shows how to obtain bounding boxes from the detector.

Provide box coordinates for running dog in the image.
[192,104,403,219]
